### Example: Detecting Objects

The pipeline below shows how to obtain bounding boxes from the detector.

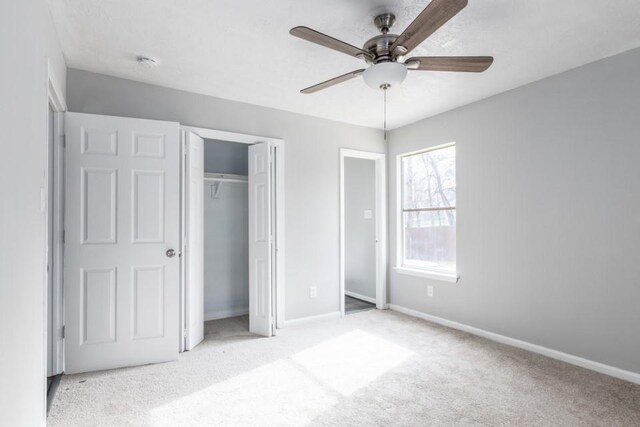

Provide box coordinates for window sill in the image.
[394,267,459,283]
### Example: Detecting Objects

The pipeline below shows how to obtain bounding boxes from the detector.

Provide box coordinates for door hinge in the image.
[61,325,65,339]
[62,134,66,148]
[62,230,66,243]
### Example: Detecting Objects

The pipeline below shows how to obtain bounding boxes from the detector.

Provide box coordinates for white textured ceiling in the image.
[50,0,640,129]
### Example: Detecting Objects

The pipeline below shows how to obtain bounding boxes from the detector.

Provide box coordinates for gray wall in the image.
[204,181,249,319]
[66,69,385,321]
[204,139,248,175]
[388,47,640,374]
[0,0,67,424]
[344,158,376,300]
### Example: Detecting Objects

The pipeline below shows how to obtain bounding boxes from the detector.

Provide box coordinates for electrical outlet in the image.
[427,285,434,297]
[309,286,317,299]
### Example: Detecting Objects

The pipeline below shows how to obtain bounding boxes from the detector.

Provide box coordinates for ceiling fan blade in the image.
[290,26,371,60]
[405,56,494,72]
[300,69,365,94]
[391,0,468,55]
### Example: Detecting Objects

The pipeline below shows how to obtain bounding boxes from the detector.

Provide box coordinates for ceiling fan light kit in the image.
[362,61,408,90]
[289,0,493,94]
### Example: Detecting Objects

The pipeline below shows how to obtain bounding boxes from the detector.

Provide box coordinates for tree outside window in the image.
[400,144,456,274]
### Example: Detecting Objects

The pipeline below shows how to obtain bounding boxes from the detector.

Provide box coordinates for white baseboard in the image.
[345,291,377,305]
[388,304,640,385]
[204,308,249,321]
[281,311,341,328]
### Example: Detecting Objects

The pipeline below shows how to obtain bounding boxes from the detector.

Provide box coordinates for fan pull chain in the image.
[382,85,388,141]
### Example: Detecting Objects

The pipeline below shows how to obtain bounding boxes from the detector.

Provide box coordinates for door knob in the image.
[166,249,176,258]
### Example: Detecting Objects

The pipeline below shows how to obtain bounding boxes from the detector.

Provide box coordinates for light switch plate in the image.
[427,286,434,297]
[309,286,317,299]
[40,187,47,213]
[363,210,373,219]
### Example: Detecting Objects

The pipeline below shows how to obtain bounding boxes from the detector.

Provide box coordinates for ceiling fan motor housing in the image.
[363,34,399,63]
[364,14,408,64]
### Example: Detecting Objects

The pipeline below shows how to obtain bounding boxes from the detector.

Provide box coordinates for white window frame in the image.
[395,143,459,283]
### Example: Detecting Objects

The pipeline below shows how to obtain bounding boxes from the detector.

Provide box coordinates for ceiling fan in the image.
[290,0,493,94]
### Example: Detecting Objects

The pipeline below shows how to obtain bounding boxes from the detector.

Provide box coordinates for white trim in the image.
[374,150,387,310]
[340,148,386,160]
[345,291,377,305]
[204,308,250,321]
[182,126,282,145]
[50,111,65,375]
[389,304,640,385]
[281,311,341,328]
[339,149,388,317]
[394,267,459,283]
[180,126,286,344]
[47,60,66,112]
[398,142,455,158]
[395,154,403,273]
[274,144,286,329]
[47,61,66,380]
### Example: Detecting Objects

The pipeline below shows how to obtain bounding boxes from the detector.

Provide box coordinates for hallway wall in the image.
[0,0,67,424]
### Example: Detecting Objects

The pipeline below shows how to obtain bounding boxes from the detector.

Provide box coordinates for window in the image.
[398,144,456,279]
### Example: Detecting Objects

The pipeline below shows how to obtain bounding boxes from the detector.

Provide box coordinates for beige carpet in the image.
[48,310,640,426]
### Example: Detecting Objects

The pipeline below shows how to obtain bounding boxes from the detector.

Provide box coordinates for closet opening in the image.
[203,140,250,334]
[181,127,285,352]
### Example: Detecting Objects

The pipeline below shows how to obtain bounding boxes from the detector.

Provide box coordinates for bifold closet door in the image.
[185,131,204,350]
[64,112,181,374]
[248,142,274,337]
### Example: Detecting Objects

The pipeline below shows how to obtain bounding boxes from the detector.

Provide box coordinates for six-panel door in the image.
[248,142,273,337]
[64,112,181,374]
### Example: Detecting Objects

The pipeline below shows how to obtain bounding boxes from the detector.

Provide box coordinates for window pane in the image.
[403,210,456,273]
[402,146,456,209]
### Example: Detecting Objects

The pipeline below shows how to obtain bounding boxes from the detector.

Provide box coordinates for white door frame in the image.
[47,61,66,377]
[339,148,387,315]
[180,126,285,349]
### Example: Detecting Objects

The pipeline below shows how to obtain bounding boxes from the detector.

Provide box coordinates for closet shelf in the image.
[204,173,248,183]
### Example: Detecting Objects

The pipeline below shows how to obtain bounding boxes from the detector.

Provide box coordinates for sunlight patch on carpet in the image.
[147,359,337,426]
[291,330,413,396]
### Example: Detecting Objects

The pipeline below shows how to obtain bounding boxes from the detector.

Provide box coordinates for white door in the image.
[184,131,204,350]
[248,142,274,336]
[64,112,181,374]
